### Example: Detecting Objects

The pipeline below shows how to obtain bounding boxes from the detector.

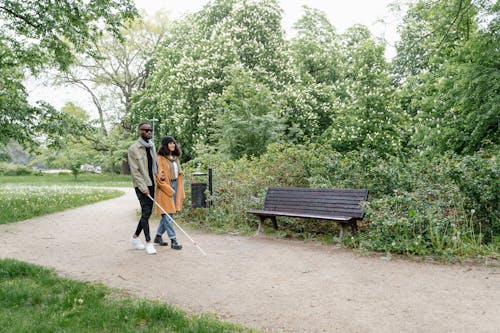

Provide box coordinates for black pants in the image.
[134,186,154,242]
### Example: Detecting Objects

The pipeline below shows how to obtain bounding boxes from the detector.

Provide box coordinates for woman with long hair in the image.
[153,136,185,250]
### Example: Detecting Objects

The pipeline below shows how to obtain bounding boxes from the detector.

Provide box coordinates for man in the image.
[128,122,157,255]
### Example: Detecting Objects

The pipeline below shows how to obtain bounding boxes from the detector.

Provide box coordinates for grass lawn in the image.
[0,173,130,224]
[0,173,131,187]
[0,259,254,332]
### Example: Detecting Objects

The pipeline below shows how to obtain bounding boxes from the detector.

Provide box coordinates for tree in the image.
[54,11,170,136]
[289,6,340,85]
[208,65,284,159]
[283,6,340,141]
[393,0,498,154]
[0,0,137,72]
[0,0,137,146]
[61,102,89,122]
[324,25,406,155]
[132,0,288,160]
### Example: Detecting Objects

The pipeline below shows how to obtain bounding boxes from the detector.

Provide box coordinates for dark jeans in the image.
[134,186,154,242]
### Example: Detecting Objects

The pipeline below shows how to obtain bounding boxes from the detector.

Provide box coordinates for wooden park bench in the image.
[247,187,369,237]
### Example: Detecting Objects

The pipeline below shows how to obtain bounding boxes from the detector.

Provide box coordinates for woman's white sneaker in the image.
[130,237,145,250]
[145,243,157,254]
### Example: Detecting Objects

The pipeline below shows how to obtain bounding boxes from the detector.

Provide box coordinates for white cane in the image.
[148,195,207,256]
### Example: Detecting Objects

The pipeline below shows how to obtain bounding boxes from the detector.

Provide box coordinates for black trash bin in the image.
[191,182,207,208]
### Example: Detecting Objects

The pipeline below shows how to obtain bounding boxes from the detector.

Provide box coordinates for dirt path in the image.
[0,188,498,332]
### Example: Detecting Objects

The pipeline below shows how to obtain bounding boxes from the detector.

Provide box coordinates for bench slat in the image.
[266,209,362,216]
[246,210,353,221]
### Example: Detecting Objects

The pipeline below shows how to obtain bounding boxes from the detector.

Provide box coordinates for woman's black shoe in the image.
[171,238,182,250]
[154,235,168,246]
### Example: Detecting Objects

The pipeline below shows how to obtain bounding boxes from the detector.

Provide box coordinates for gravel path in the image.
[1,188,498,332]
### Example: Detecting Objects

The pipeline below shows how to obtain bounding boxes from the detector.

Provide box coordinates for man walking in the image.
[128,122,157,254]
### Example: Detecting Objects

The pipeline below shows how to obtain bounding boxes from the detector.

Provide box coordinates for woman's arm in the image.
[156,157,175,196]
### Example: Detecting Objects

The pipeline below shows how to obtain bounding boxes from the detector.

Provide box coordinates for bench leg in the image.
[339,224,347,239]
[254,216,278,235]
[339,221,357,239]
[254,216,268,236]
[271,216,278,230]
[351,221,358,234]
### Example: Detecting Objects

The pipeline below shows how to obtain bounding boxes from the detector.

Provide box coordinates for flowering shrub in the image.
[181,142,498,259]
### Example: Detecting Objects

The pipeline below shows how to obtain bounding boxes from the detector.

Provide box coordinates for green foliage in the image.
[0,162,36,176]
[208,65,285,158]
[61,102,89,122]
[394,0,498,154]
[0,146,9,162]
[182,142,314,233]
[447,149,500,242]
[182,142,498,260]
[57,12,171,139]
[290,6,340,84]
[0,62,79,147]
[360,191,495,258]
[0,64,38,145]
[0,0,137,72]
[0,259,254,332]
[283,7,340,141]
[0,0,138,146]
[324,25,407,155]
[69,162,82,181]
[131,0,288,160]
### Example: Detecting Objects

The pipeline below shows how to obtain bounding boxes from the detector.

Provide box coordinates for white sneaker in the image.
[145,242,157,255]
[130,237,145,250]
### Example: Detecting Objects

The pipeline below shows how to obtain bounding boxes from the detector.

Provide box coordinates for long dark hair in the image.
[158,140,182,158]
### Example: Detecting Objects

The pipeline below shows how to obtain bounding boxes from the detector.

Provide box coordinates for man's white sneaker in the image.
[145,243,157,255]
[130,237,145,250]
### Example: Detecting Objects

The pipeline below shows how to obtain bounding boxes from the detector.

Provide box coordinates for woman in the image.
[154,135,185,250]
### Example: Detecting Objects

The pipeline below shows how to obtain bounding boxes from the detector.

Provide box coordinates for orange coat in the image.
[155,155,185,214]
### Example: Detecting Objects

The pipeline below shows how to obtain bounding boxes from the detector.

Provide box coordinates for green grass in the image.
[0,184,124,224]
[0,173,131,224]
[0,173,131,187]
[0,259,255,333]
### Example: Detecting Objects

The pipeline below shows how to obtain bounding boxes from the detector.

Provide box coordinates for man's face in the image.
[139,125,152,140]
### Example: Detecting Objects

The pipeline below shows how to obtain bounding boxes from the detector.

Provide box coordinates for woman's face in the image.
[168,141,176,152]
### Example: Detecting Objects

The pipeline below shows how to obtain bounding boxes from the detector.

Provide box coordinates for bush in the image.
[181,142,498,259]
[447,149,499,243]
[0,162,36,176]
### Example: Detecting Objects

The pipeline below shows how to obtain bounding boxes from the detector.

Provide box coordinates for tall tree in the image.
[324,25,405,154]
[0,0,137,146]
[394,0,498,154]
[132,0,288,160]
[289,6,340,85]
[207,65,285,158]
[283,6,340,141]
[55,11,170,136]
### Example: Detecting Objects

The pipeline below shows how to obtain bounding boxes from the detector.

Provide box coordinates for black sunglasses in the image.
[140,128,152,132]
